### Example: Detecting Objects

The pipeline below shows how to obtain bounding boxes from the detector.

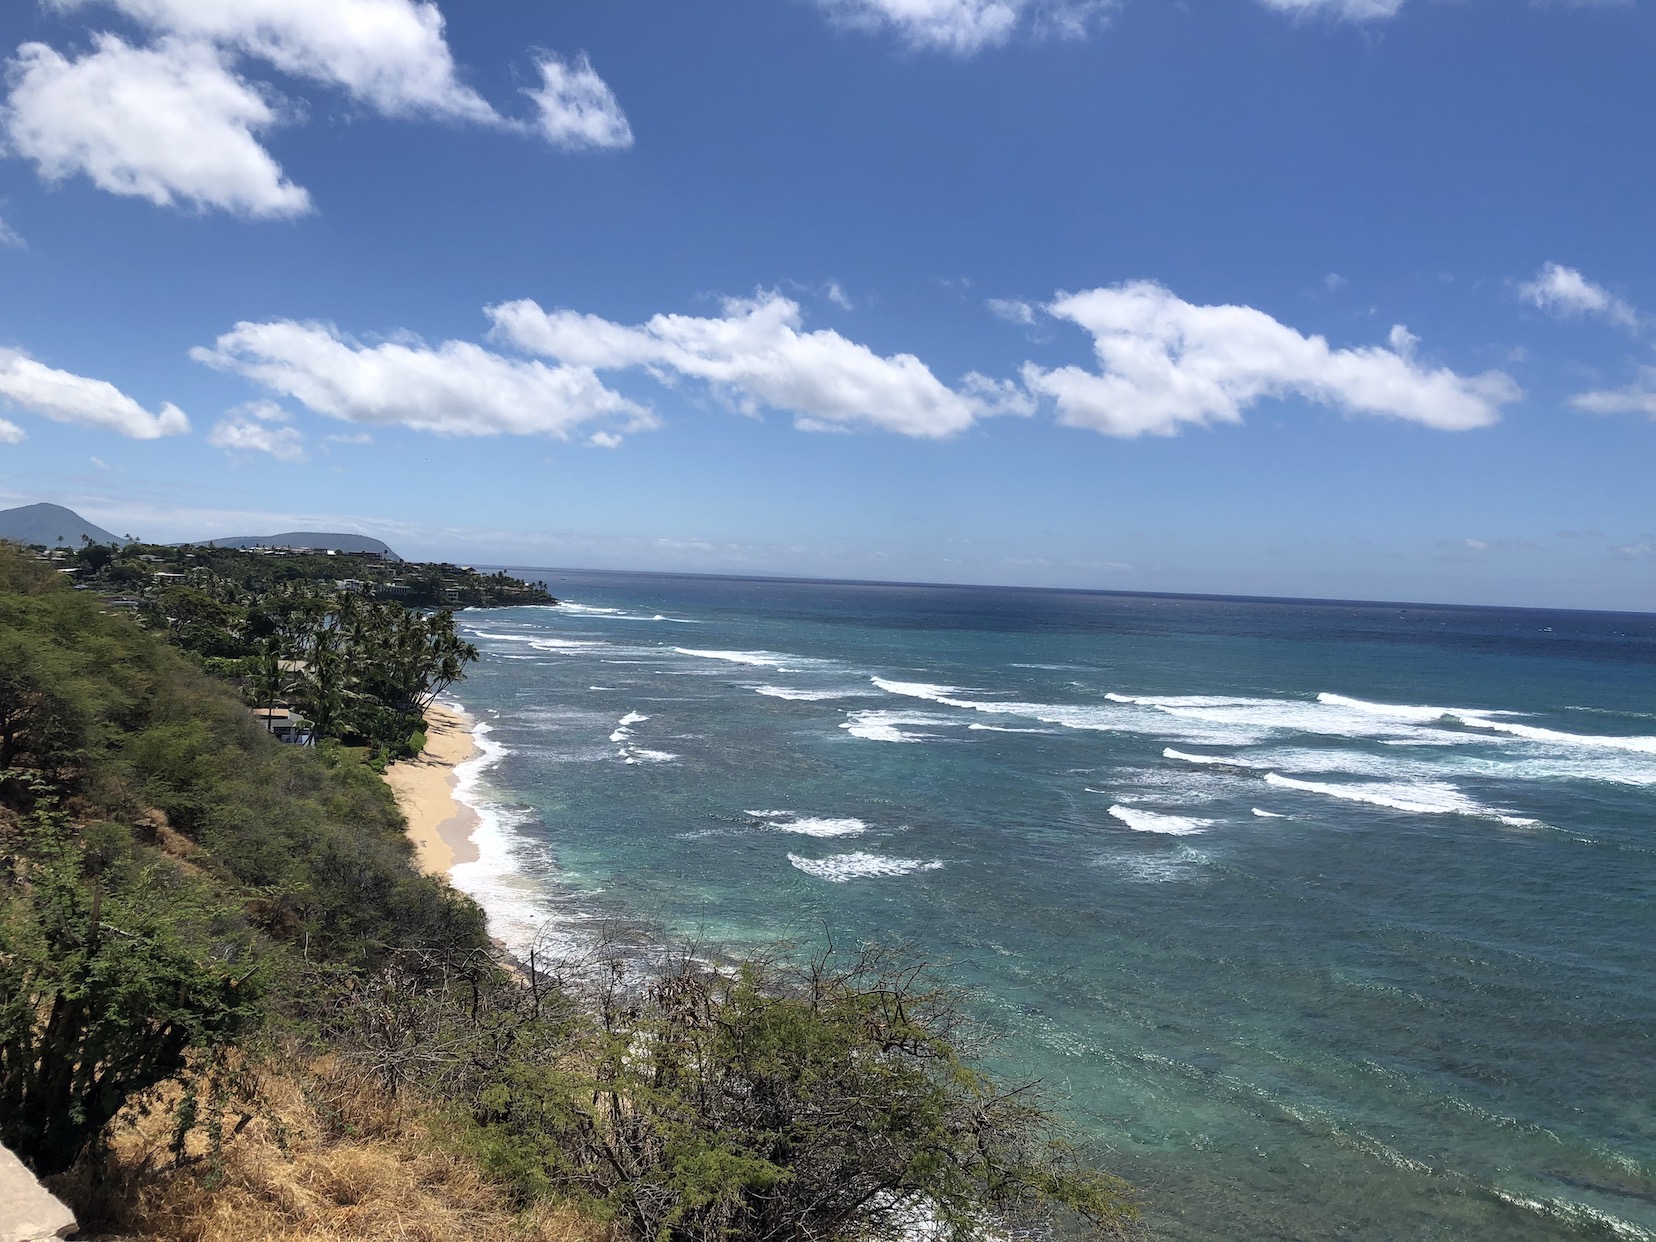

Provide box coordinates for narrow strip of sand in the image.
[384,703,480,876]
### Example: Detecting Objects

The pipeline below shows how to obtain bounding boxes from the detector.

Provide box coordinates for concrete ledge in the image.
[0,1145,76,1242]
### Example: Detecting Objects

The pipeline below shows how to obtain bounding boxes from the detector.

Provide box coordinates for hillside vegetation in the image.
[0,542,1137,1242]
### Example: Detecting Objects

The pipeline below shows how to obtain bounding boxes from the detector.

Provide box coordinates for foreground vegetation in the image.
[0,542,1137,1241]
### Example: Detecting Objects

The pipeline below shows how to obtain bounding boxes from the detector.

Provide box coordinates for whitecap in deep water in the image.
[766,816,868,837]
[787,852,943,881]
[1262,772,1535,825]
[1107,805,1213,836]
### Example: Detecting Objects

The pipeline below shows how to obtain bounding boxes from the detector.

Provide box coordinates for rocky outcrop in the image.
[0,1145,76,1241]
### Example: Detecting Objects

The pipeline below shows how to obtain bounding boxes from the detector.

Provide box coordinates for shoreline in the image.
[384,703,480,876]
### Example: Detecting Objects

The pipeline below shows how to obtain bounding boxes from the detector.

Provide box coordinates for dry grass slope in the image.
[59,1056,608,1242]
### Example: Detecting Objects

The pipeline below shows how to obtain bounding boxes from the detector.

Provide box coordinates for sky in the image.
[0,0,1651,611]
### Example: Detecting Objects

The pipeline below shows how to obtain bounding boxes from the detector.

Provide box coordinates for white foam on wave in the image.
[967,723,1049,733]
[439,707,561,954]
[609,710,649,742]
[769,816,868,838]
[1164,747,1267,768]
[746,809,790,818]
[1462,716,1656,755]
[467,629,607,653]
[787,852,943,881]
[879,678,1341,746]
[1108,692,1245,708]
[1252,808,1288,818]
[676,647,791,668]
[879,677,1656,762]
[1321,692,1656,756]
[1107,805,1212,835]
[1263,772,1536,825]
[871,676,961,702]
[840,710,945,743]
[752,685,862,701]
[609,711,677,764]
[557,602,624,615]
[1315,691,1485,723]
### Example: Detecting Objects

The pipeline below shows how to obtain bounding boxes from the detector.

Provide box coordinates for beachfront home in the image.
[253,706,315,746]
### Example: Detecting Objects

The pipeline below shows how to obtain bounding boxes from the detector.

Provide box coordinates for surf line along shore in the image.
[383,703,480,876]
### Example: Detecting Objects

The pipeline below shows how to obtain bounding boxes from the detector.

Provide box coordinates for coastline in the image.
[384,703,480,876]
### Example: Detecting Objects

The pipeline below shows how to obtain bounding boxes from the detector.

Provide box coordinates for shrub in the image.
[329,943,1138,1242]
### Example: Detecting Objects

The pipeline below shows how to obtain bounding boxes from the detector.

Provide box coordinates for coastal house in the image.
[253,706,314,746]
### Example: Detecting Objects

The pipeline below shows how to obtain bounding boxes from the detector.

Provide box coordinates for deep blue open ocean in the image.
[441,569,1656,1241]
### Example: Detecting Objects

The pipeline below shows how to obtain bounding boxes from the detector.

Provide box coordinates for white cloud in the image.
[525,52,631,151]
[489,291,1018,438]
[208,408,307,461]
[192,318,654,441]
[1022,281,1520,437]
[2,35,310,218]
[1257,0,1406,21]
[0,215,22,248]
[0,346,189,438]
[0,417,23,444]
[49,0,497,122]
[1572,367,1656,419]
[987,297,1036,326]
[826,281,853,310]
[1518,262,1638,329]
[815,0,1114,54]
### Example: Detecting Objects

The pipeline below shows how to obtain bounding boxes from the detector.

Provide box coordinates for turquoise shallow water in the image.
[442,570,1656,1242]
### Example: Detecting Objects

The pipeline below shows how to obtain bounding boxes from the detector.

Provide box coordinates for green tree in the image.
[363,944,1139,1242]
[0,784,263,1175]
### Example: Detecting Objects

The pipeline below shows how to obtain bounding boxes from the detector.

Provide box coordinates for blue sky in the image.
[0,0,1651,610]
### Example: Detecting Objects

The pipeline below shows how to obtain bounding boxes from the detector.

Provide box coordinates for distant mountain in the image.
[0,502,127,548]
[195,532,402,560]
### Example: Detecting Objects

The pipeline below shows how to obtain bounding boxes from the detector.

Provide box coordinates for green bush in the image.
[329,944,1138,1242]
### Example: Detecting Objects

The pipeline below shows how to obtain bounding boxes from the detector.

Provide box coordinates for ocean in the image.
[441,569,1656,1242]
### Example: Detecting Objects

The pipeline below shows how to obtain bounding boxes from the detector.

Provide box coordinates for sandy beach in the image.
[384,703,479,876]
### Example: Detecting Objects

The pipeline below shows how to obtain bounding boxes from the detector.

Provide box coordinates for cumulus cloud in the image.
[488,291,1021,438]
[0,346,190,438]
[815,0,1114,54]
[10,2,636,216]
[208,401,307,461]
[2,35,310,218]
[1518,262,1639,329]
[1257,0,1406,20]
[191,319,654,441]
[1022,281,1520,437]
[526,52,632,150]
[1572,368,1656,419]
[48,0,497,122]
[0,417,23,444]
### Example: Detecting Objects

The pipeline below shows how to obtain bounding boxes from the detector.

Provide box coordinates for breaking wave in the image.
[787,852,943,881]
[1108,805,1213,836]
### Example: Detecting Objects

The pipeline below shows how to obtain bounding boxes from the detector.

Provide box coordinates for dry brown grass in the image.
[55,1053,609,1242]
